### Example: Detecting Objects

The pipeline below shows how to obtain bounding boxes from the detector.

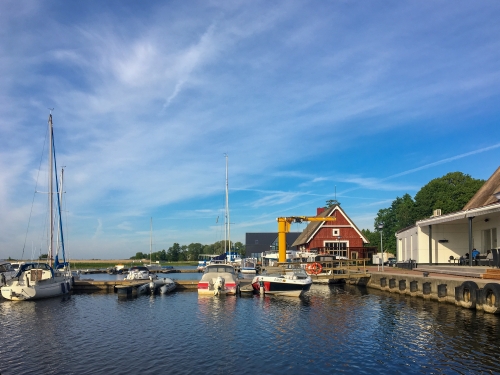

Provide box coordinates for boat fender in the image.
[61,282,66,294]
[455,281,478,309]
[1,273,5,286]
[479,283,500,314]
[66,281,71,291]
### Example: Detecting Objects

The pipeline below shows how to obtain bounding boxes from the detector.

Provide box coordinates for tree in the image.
[325,199,340,207]
[413,172,484,219]
[166,243,181,262]
[130,252,146,260]
[186,243,204,261]
[234,241,246,257]
[370,172,484,254]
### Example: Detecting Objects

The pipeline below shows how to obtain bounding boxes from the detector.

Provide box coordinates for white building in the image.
[396,167,500,264]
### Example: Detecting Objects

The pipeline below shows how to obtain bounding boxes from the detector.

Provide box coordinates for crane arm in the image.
[277,215,336,262]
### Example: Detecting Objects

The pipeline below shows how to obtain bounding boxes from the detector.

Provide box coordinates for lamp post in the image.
[378,223,384,272]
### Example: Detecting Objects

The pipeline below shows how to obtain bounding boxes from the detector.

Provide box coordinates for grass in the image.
[69,261,197,269]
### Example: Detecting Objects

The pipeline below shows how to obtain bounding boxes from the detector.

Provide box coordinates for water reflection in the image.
[2,284,500,374]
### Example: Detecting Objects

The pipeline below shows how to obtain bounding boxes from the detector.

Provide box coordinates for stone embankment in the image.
[355,265,500,314]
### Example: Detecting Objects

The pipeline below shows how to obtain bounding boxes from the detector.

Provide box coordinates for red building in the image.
[291,205,375,260]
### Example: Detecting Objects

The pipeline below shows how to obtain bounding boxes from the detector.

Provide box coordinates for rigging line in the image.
[21,121,49,260]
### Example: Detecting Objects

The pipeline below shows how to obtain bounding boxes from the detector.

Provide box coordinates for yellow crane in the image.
[277,216,337,262]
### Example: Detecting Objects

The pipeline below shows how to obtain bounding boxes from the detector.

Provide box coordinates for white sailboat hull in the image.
[1,275,71,301]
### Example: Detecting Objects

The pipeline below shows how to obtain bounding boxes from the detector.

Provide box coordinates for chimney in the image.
[317,207,325,215]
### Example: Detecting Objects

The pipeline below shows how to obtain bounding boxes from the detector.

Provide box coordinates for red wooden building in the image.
[291,205,375,260]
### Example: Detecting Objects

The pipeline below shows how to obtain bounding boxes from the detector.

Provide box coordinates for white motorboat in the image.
[125,266,155,280]
[251,266,312,297]
[197,264,240,296]
[241,258,258,274]
[1,113,72,301]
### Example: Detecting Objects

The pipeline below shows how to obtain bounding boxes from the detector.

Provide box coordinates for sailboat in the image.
[145,218,161,272]
[1,113,73,301]
[223,154,241,266]
[197,154,241,296]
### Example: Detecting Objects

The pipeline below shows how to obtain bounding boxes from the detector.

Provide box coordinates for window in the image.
[324,241,348,258]
[332,229,339,236]
[482,228,498,252]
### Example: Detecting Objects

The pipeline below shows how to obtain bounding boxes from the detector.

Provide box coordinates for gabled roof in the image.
[463,166,500,210]
[291,205,369,247]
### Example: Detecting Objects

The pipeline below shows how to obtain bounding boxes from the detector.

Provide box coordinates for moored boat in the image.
[0,261,17,288]
[1,113,72,301]
[251,266,312,297]
[241,258,258,274]
[197,264,240,296]
[125,266,155,280]
[1,263,73,300]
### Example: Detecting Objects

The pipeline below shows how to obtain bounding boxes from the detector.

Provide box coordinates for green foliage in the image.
[413,172,485,218]
[371,172,484,254]
[128,240,246,262]
[39,253,48,259]
[325,199,340,207]
[130,252,146,260]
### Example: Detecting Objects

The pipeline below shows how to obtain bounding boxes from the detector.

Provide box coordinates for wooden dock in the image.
[73,279,253,293]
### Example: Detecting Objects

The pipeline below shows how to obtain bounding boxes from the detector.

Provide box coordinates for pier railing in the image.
[277,258,370,280]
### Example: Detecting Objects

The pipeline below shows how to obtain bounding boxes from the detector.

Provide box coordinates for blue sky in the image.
[1,1,500,260]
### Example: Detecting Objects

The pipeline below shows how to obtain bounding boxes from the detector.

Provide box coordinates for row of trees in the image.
[361,172,485,255]
[130,240,246,262]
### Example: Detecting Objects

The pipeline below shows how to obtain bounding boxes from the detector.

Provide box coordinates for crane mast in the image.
[277,216,337,262]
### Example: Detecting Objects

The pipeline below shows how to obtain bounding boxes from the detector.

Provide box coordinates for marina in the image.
[2,273,500,375]
[64,263,500,314]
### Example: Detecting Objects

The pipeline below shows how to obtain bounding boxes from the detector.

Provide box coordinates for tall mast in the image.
[150,217,153,264]
[48,112,54,263]
[224,153,230,259]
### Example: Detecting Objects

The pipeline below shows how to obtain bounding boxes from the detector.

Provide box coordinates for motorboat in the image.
[0,260,17,287]
[251,266,312,297]
[241,258,258,274]
[1,113,72,301]
[125,266,155,280]
[197,263,240,296]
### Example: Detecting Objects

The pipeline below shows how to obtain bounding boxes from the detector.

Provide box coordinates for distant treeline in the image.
[130,240,246,262]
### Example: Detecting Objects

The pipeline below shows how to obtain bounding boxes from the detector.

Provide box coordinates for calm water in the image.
[1,279,500,375]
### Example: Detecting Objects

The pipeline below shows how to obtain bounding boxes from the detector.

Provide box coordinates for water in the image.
[1,282,500,375]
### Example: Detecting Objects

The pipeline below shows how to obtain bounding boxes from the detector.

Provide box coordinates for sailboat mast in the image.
[48,113,54,263]
[224,153,230,259]
[150,217,153,264]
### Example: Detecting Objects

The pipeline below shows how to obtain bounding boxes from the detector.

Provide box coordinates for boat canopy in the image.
[205,264,235,274]
[15,263,54,278]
